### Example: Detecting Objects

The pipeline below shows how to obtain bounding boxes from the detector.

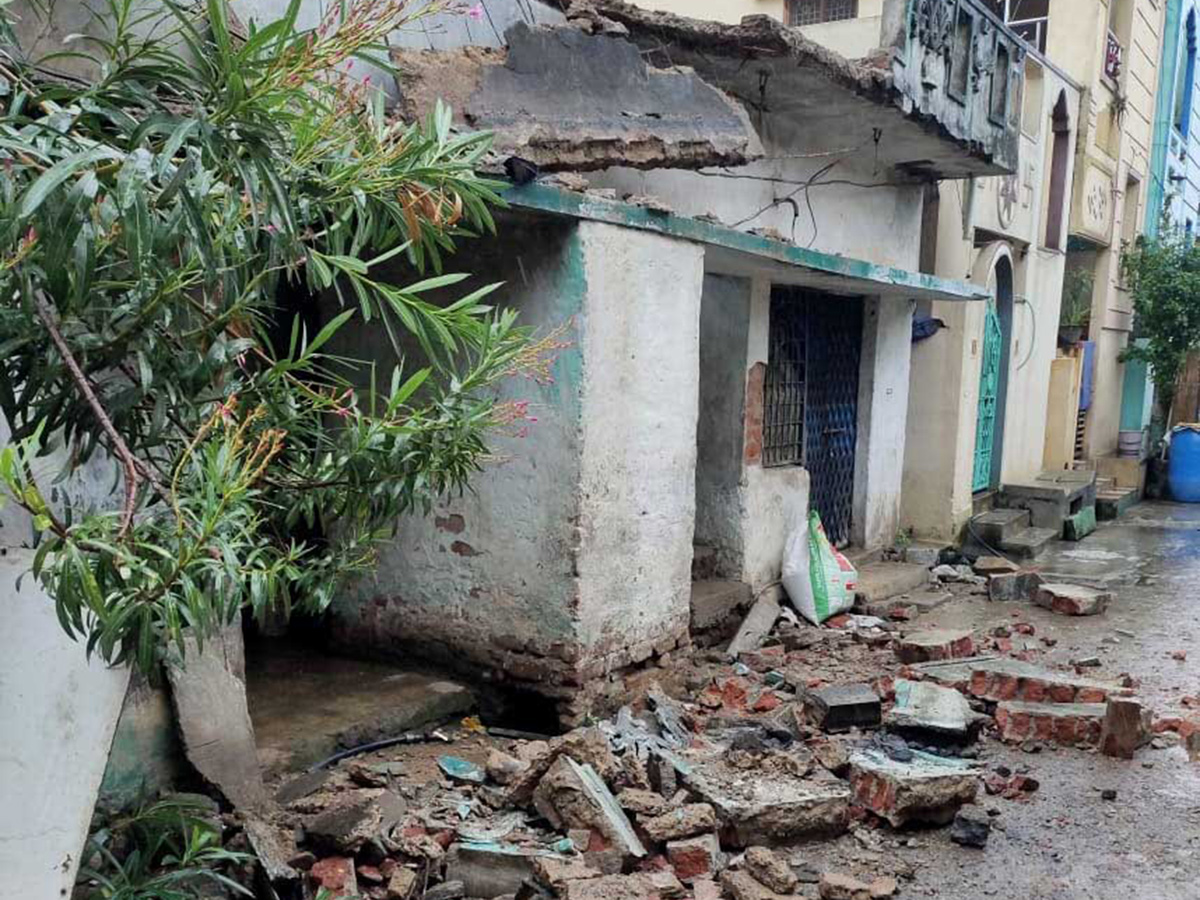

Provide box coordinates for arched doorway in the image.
[973,251,1015,493]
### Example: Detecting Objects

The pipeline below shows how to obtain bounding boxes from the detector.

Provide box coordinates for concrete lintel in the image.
[390,22,760,172]
[502,182,988,305]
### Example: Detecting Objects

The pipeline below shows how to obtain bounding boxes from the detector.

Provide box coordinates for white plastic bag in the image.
[783,510,859,625]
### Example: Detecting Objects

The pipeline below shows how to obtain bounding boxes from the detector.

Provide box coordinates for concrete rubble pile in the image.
[254,553,1191,899]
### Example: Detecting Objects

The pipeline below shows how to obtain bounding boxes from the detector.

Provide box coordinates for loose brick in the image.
[995,701,1106,747]
[1099,698,1151,759]
[848,748,978,827]
[640,804,717,842]
[744,847,797,894]
[1035,583,1112,617]
[893,629,976,665]
[666,833,721,883]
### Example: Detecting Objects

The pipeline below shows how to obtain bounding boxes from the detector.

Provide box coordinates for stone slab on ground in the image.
[973,556,1020,575]
[849,748,979,827]
[893,629,975,665]
[246,646,474,772]
[691,580,752,631]
[854,562,931,604]
[885,679,985,740]
[681,751,851,846]
[804,683,882,732]
[1035,582,1112,617]
[909,656,1116,704]
[987,570,1045,601]
[447,843,574,896]
[726,593,781,658]
[168,624,267,811]
[903,541,950,567]
[858,589,953,619]
[994,701,1107,747]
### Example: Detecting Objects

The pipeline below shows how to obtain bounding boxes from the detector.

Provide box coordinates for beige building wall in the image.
[1047,0,1165,459]
[902,54,1083,541]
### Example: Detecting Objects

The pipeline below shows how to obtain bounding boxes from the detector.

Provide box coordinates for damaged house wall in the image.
[331,216,704,717]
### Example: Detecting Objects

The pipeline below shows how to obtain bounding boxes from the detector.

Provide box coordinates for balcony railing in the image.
[1009,15,1047,53]
[1104,29,1124,81]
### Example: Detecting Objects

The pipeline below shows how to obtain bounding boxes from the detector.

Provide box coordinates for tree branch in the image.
[32,292,167,539]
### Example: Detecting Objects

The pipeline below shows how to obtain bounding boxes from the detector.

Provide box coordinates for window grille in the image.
[788,0,857,27]
[763,296,807,467]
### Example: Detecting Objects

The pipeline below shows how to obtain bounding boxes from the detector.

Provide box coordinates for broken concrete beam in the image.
[909,656,1115,705]
[639,803,718,842]
[849,748,979,828]
[1099,698,1152,759]
[532,756,646,859]
[507,727,620,804]
[987,570,1045,602]
[744,847,798,894]
[726,592,781,658]
[166,624,267,812]
[1034,583,1112,617]
[390,23,759,173]
[972,556,1020,575]
[666,833,722,883]
[893,629,975,665]
[681,753,850,845]
[885,679,985,742]
[994,701,1106,747]
[804,683,881,732]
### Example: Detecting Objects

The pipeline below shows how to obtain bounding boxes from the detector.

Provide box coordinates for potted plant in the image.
[1059,266,1094,344]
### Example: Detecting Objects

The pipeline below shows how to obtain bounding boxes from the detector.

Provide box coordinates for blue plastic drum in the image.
[1168,425,1200,503]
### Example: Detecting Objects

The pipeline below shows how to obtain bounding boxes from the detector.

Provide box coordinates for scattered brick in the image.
[995,701,1105,747]
[893,629,976,665]
[666,833,721,883]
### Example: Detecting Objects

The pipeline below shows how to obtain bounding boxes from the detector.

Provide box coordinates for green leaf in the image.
[19,146,122,219]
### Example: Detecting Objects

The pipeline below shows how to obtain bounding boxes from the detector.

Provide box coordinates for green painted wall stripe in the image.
[500,182,988,304]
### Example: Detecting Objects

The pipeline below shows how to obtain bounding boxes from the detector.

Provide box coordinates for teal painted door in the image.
[973,299,1003,492]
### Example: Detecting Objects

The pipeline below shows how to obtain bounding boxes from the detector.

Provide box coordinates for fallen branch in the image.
[32,292,166,538]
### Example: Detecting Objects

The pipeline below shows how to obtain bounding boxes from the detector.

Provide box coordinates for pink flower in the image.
[467,3,484,21]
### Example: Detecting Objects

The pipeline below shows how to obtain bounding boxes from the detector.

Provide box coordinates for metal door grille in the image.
[788,0,857,26]
[972,298,1003,492]
[763,298,807,467]
[764,288,863,547]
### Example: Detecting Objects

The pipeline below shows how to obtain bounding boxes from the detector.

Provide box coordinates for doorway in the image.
[766,287,864,546]
[972,254,1015,492]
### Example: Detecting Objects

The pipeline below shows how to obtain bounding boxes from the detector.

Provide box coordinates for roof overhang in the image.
[501,182,987,304]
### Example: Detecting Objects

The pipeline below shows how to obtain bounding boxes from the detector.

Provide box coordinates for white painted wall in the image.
[574,222,705,654]
[0,550,131,900]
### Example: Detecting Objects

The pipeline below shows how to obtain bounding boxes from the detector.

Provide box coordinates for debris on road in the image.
[949,807,991,848]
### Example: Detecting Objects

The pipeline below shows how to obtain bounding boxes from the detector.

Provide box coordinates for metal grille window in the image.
[788,0,857,27]
[763,296,807,467]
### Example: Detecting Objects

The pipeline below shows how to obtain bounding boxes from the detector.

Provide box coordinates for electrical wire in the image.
[1014,295,1037,370]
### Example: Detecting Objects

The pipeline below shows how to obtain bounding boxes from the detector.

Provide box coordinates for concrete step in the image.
[854,562,931,604]
[970,508,1031,546]
[691,544,718,581]
[690,580,751,631]
[998,526,1058,559]
[1096,487,1138,521]
[972,489,997,516]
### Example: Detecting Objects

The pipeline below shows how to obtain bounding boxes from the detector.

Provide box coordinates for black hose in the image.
[309,726,450,772]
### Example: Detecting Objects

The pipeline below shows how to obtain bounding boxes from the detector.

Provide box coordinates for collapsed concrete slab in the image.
[390,22,761,172]
[909,656,1116,705]
[680,753,851,846]
[885,679,986,742]
[849,748,979,827]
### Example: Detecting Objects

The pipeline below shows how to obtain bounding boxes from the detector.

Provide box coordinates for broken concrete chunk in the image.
[818,872,875,900]
[744,846,798,894]
[617,788,667,816]
[994,701,1106,747]
[508,727,619,804]
[304,796,381,855]
[910,656,1114,705]
[561,874,657,900]
[486,749,530,786]
[949,807,991,848]
[972,556,1020,576]
[727,593,782,658]
[646,868,687,898]
[1035,583,1112,617]
[849,748,979,827]
[666,833,723,883]
[987,570,1045,602]
[387,866,419,900]
[275,769,330,805]
[532,756,646,859]
[447,843,567,897]
[423,881,466,900]
[885,679,985,742]
[809,738,851,777]
[639,803,717,842]
[681,753,850,845]
[721,869,792,900]
[805,684,881,733]
[893,629,976,665]
[531,854,601,888]
[1099,697,1152,759]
